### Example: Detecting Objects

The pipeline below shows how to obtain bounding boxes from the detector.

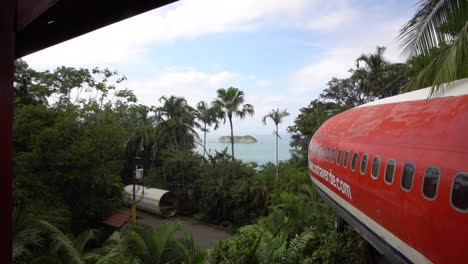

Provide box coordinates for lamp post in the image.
[132,157,144,224]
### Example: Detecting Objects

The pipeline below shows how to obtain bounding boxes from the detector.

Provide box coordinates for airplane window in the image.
[401,162,416,191]
[326,147,330,160]
[385,159,396,184]
[331,148,336,163]
[422,167,440,200]
[337,149,342,166]
[343,151,350,168]
[351,152,359,171]
[451,172,468,212]
[360,154,368,175]
[371,156,381,179]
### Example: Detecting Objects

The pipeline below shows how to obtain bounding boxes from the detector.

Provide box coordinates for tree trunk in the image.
[229,117,235,161]
[276,124,279,180]
[203,123,207,158]
[172,128,179,150]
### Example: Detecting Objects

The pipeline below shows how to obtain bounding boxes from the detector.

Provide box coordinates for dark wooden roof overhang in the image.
[15,0,178,58]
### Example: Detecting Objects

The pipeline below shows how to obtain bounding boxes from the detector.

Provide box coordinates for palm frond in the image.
[39,220,83,264]
[127,222,182,264]
[74,229,96,255]
[262,108,289,126]
[398,0,467,57]
[13,206,45,260]
[404,21,468,94]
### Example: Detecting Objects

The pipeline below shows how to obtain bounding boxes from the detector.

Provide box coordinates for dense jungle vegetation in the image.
[13,1,467,262]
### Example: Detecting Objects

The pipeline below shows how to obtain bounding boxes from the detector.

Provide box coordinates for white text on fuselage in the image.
[309,161,352,200]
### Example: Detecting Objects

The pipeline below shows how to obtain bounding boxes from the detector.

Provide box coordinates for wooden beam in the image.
[0,0,15,263]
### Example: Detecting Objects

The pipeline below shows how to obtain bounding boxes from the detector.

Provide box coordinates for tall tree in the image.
[154,96,199,151]
[398,0,468,95]
[355,46,388,98]
[262,108,290,179]
[213,87,254,161]
[288,100,340,160]
[14,59,50,107]
[288,47,409,162]
[194,101,220,158]
[354,46,411,99]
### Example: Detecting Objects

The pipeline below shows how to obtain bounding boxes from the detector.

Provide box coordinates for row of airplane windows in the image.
[309,143,468,213]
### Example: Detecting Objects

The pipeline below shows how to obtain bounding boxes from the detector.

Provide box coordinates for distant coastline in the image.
[217,135,257,143]
[195,134,291,164]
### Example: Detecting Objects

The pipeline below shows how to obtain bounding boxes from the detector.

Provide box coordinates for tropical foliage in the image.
[125,222,205,264]
[213,87,255,161]
[262,108,290,179]
[154,96,199,151]
[193,101,221,158]
[288,47,411,161]
[399,0,468,94]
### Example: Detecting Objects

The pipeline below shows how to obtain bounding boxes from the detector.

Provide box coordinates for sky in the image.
[24,0,417,136]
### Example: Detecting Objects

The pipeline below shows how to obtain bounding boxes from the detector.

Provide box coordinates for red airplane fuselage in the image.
[308,79,468,263]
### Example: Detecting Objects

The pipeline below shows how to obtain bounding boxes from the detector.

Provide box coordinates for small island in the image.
[217,135,257,143]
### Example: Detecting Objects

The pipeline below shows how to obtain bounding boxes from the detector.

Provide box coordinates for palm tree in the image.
[38,220,96,264]
[356,46,387,70]
[86,231,141,264]
[194,101,220,158]
[125,221,205,264]
[398,0,468,95]
[38,220,138,264]
[13,206,45,262]
[262,108,290,179]
[124,126,159,159]
[213,87,254,161]
[154,96,199,151]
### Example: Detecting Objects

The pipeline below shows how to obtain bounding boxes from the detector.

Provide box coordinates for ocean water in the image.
[195,134,292,165]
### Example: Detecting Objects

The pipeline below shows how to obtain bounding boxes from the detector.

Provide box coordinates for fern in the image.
[281,227,317,264]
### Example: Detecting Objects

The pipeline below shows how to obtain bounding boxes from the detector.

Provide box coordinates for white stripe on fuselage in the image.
[310,173,432,263]
[356,78,468,108]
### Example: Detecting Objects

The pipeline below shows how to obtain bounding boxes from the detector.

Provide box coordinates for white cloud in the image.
[24,0,358,68]
[289,16,410,92]
[20,0,415,135]
[123,68,304,134]
[289,48,354,92]
[126,68,243,108]
[305,7,358,31]
[256,80,272,87]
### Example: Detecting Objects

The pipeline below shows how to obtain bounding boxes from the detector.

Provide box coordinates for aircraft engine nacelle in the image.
[124,185,177,217]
